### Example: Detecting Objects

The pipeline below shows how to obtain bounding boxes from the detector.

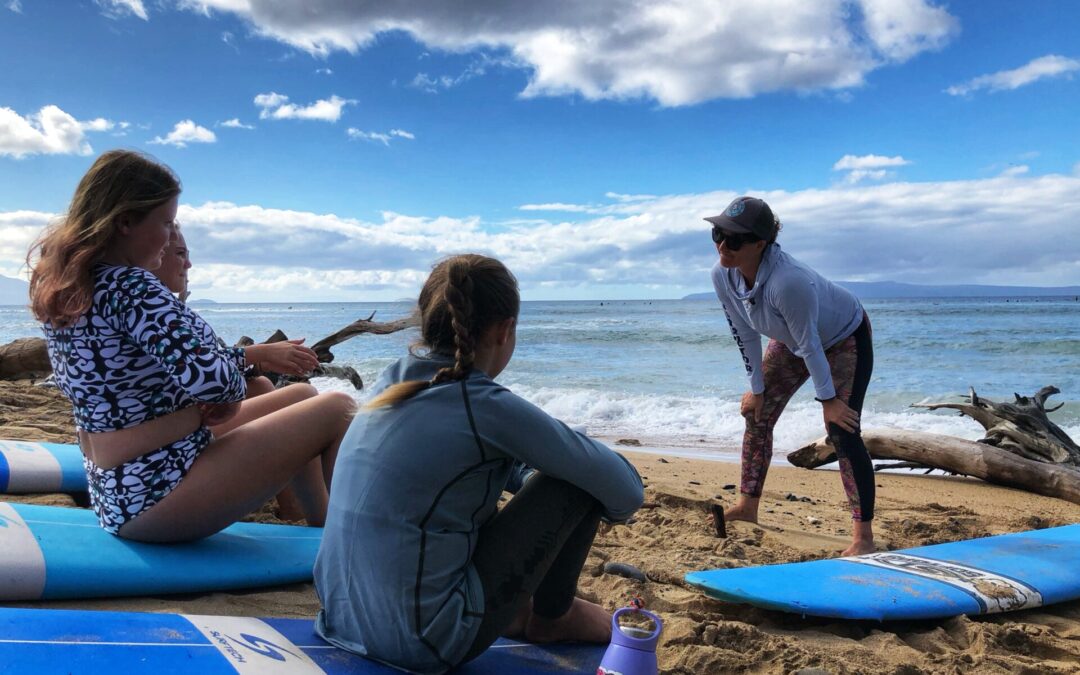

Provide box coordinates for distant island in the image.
[683,281,1080,301]
[0,273,28,306]
[187,298,219,305]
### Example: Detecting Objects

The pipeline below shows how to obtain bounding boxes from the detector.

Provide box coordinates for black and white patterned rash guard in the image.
[44,264,248,433]
[43,264,249,532]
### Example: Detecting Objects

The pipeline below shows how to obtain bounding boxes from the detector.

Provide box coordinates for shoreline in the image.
[3,380,1080,672]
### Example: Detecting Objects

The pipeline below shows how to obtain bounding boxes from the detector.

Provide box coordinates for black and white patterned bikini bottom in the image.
[83,426,212,534]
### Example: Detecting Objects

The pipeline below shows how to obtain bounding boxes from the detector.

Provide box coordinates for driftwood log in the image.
[789,429,1080,505]
[0,311,419,390]
[912,386,1080,466]
[789,386,1080,505]
[239,311,419,391]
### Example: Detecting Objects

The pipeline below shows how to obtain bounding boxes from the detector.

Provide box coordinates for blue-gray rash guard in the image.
[314,353,644,674]
[712,244,864,400]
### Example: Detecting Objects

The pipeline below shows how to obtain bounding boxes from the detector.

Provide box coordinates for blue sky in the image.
[1,0,1079,301]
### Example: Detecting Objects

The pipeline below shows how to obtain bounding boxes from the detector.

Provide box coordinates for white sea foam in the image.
[312,375,1065,458]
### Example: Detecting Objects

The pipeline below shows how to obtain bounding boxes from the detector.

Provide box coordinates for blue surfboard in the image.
[0,439,86,494]
[0,607,604,674]
[0,502,320,600]
[685,525,1080,620]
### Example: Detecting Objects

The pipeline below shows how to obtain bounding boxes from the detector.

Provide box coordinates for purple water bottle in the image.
[596,607,663,675]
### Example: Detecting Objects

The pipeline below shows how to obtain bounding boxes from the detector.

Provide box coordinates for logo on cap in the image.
[725,200,746,217]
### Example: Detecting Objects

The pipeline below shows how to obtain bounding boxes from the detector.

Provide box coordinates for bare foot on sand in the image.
[841,538,877,556]
[525,597,612,644]
[840,521,876,556]
[724,495,760,524]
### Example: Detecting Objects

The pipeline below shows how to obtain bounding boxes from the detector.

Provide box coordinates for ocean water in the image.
[3,297,1078,459]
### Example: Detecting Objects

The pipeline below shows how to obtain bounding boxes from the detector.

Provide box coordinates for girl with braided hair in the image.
[314,254,644,674]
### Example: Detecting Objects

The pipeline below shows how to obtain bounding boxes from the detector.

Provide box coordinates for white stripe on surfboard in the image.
[0,502,47,600]
[0,441,63,493]
[0,639,336,648]
[181,614,327,674]
[841,552,1043,613]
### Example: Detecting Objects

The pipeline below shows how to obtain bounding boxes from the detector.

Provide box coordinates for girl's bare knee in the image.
[284,382,319,401]
[247,376,276,397]
[322,391,358,416]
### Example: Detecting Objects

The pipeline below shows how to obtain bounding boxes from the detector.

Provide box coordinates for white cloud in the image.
[149,120,217,148]
[409,54,514,93]
[182,0,959,106]
[833,154,910,183]
[79,118,115,132]
[519,202,595,213]
[221,31,239,51]
[833,154,910,170]
[857,0,957,61]
[606,192,657,203]
[253,92,289,108]
[1000,165,1029,177]
[95,0,148,20]
[0,210,53,274]
[0,105,110,158]
[8,171,1080,300]
[7,0,22,13]
[347,128,414,145]
[219,118,255,129]
[315,67,333,75]
[254,92,354,121]
[946,55,1080,96]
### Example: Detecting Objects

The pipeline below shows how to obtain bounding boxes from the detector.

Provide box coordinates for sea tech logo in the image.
[204,628,302,664]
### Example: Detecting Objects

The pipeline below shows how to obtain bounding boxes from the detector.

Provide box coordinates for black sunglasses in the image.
[711,227,760,251]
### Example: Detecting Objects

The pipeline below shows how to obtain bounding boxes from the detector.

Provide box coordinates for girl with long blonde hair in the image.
[30,149,355,541]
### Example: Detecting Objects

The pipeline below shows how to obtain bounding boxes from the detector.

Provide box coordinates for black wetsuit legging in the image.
[458,473,602,664]
[740,314,875,521]
[828,317,875,521]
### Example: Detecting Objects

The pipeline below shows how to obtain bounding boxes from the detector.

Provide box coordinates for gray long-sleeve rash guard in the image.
[314,353,643,674]
[711,244,864,400]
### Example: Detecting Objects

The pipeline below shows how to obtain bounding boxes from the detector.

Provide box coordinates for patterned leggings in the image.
[740,315,875,521]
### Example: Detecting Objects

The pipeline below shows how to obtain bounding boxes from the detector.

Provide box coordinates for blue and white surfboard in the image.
[0,607,605,674]
[0,502,320,600]
[685,525,1080,620]
[0,439,86,494]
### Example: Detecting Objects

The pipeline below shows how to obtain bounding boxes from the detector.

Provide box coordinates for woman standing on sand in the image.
[315,254,643,674]
[707,196,876,556]
[28,149,355,541]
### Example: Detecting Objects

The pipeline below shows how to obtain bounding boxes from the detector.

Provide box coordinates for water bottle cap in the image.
[608,607,663,651]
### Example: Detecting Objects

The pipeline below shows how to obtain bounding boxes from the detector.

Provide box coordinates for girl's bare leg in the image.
[208,382,316,436]
[117,392,356,542]
[244,375,276,399]
[209,382,323,521]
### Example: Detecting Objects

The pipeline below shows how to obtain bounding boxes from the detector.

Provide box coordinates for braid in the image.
[365,253,519,409]
[431,260,475,385]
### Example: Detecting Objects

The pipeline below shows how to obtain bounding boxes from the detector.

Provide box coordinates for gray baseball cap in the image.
[704,197,776,240]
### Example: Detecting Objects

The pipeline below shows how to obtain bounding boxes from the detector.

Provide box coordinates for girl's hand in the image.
[246,339,320,376]
[741,391,764,422]
[199,401,240,427]
[821,397,860,433]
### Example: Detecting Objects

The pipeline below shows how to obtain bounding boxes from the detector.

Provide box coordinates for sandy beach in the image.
[3,379,1080,674]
